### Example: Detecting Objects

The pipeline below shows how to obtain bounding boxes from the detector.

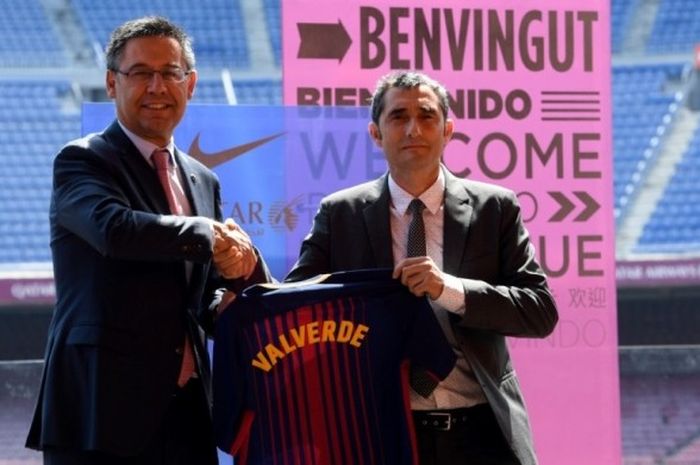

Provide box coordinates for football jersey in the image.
[213,269,456,465]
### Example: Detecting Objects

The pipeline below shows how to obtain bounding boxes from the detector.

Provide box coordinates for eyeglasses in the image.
[112,66,192,84]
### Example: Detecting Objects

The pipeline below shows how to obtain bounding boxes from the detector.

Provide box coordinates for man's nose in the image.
[406,118,421,137]
[146,72,167,92]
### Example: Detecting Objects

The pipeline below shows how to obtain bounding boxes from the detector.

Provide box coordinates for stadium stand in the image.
[667,434,700,465]
[193,77,281,105]
[0,0,68,67]
[612,5,700,465]
[193,77,232,104]
[611,0,639,54]
[71,0,251,69]
[647,0,700,54]
[619,345,700,465]
[636,126,700,253]
[0,0,282,266]
[612,62,684,223]
[262,0,282,66]
[621,374,700,461]
[233,78,283,104]
[0,80,80,264]
[0,362,43,464]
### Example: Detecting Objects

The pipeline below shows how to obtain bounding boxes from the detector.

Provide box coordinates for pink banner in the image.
[283,1,619,464]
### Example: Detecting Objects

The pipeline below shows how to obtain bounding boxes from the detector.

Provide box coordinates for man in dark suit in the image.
[286,71,559,465]
[26,17,270,465]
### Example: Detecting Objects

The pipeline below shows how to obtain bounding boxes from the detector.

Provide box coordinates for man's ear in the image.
[444,118,454,141]
[105,70,116,99]
[186,69,198,100]
[368,122,382,148]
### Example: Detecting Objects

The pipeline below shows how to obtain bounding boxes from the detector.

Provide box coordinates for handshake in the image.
[212,218,257,280]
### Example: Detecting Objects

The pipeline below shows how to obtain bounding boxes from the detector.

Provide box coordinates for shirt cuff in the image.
[431,273,465,315]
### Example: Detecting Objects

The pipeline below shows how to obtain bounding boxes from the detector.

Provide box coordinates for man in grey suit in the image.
[286,71,558,465]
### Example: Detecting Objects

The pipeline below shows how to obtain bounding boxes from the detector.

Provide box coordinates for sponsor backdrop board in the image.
[282,0,618,464]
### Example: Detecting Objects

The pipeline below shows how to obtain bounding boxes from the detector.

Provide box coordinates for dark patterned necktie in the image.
[406,199,439,398]
[407,199,426,258]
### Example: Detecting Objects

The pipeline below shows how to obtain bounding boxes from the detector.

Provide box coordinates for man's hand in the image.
[393,256,445,300]
[212,218,258,279]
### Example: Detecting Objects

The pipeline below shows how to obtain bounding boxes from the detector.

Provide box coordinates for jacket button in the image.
[175,347,183,355]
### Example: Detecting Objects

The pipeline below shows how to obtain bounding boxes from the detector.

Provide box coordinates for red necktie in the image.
[152,148,185,215]
[152,148,196,387]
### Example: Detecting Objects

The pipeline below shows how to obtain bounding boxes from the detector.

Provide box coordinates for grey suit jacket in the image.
[286,167,558,465]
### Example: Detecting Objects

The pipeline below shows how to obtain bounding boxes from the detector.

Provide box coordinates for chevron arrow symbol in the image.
[573,191,600,221]
[297,21,352,61]
[548,191,600,222]
[548,192,575,222]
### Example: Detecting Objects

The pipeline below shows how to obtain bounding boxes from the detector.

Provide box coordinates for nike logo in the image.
[187,131,286,168]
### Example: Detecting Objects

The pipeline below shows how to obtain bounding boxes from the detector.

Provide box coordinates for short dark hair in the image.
[370,71,450,125]
[105,16,195,71]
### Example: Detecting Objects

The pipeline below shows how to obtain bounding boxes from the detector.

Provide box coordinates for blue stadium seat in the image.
[611,0,639,54]
[647,0,700,53]
[71,0,250,69]
[234,79,282,105]
[0,81,80,264]
[0,0,69,67]
[635,127,700,252]
[612,63,684,224]
[193,79,230,104]
[262,0,281,65]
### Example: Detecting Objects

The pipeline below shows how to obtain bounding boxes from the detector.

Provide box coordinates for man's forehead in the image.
[384,86,440,111]
[121,36,183,62]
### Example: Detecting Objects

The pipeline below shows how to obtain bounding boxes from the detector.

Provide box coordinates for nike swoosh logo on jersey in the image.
[187,131,286,168]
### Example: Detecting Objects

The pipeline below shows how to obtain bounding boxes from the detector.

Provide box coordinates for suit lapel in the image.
[102,122,170,215]
[173,148,204,216]
[443,170,473,275]
[172,149,209,294]
[362,176,394,268]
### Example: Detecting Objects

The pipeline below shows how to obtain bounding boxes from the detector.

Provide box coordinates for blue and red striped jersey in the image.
[213,269,456,465]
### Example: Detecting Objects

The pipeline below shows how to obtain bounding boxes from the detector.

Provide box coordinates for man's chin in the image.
[137,126,174,146]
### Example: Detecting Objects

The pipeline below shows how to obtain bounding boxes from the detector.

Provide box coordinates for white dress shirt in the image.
[388,170,488,409]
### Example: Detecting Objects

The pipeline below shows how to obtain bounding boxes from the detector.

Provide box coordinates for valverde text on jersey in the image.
[251,319,370,372]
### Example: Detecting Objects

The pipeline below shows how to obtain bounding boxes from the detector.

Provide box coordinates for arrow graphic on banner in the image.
[297,21,352,61]
[548,191,600,222]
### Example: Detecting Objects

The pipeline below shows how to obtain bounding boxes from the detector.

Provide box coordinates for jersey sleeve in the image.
[213,302,255,456]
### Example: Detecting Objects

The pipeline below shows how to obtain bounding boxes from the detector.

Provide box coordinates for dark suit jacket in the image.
[286,167,558,465]
[26,121,270,455]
